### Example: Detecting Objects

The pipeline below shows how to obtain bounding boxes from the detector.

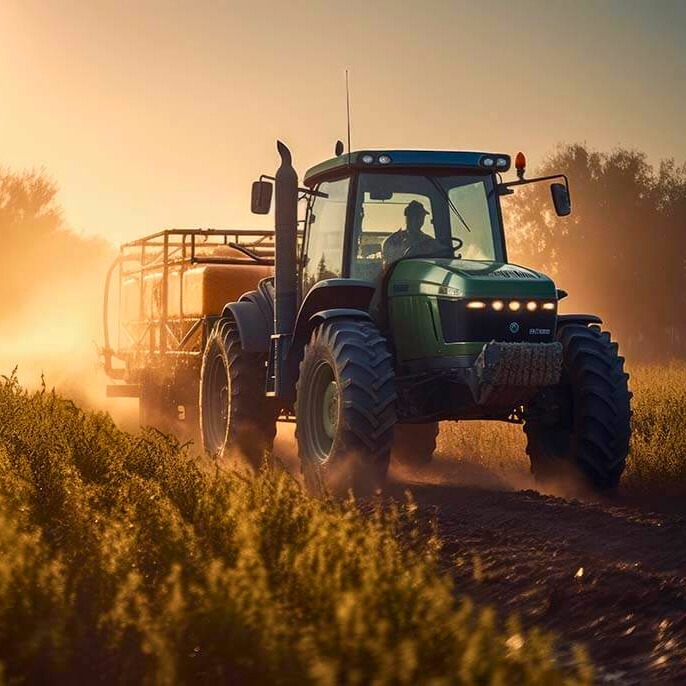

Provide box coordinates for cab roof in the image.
[303,150,511,186]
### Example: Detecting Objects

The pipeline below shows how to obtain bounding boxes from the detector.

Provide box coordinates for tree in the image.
[0,167,113,322]
[503,144,686,360]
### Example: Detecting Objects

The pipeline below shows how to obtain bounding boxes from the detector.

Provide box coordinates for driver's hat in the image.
[405,200,429,217]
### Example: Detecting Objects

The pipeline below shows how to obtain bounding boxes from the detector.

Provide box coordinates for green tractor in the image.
[199,141,631,494]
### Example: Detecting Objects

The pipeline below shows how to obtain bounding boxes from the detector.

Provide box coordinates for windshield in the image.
[350,172,502,281]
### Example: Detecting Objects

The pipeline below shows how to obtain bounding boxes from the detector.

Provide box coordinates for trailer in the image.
[103,228,274,438]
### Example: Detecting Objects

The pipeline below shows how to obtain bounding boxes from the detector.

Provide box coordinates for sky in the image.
[1,0,685,243]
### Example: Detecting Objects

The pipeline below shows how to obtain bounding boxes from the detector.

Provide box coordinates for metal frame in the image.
[498,172,571,196]
[103,228,274,382]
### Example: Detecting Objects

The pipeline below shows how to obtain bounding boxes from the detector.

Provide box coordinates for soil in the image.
[274,426,686,684]
[387,459,686,685]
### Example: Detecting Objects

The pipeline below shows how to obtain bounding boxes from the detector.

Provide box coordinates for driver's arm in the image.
[382,231,403,268]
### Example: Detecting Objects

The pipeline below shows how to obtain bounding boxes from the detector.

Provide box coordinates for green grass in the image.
[0,373,590,684]
[437,362,686,494]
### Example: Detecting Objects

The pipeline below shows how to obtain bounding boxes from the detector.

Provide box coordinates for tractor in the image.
[103,141,631,495]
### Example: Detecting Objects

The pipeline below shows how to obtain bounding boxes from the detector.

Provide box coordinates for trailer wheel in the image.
[392,423,439,467]
[524,323,631,492]
[199,318,277,468]
[295,319,397,496]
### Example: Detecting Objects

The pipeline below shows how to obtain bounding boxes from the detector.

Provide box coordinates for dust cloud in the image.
[0,261,139,430]
[0,168,143,428]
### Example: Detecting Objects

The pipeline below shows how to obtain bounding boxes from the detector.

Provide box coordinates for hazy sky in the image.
[1,0,685,243]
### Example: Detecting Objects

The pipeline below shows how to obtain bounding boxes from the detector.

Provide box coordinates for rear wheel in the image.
[295,319,397,496]
[524,323,631,492]
[199,318,277,468]
[392,423,439,467]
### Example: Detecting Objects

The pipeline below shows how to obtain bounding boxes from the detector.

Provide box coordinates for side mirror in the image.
[251,180,273,214]
[551,183,571,217]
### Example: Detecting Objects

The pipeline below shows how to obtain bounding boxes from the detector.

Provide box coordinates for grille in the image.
[437,298,556,344]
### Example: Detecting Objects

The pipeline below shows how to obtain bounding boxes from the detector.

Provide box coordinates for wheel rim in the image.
[203,343,230,453]
[322,380,339,440]
[306,361,339,464]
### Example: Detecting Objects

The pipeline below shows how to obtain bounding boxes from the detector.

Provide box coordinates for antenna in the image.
[345,69,352,163]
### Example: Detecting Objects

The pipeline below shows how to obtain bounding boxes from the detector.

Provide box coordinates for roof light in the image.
[508,301,521,311]
[542,302,556,311]
[515,151,526,180]
[467,301,486,310]
[492,300,504,311]
[361,154,375,164]
[378,154,392,165]
[496,157,508,168]
[482,157,495,167]
[526,301,538,311]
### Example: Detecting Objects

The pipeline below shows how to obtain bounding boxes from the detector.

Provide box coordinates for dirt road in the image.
[387,464,686,685]
[274,427,686,684]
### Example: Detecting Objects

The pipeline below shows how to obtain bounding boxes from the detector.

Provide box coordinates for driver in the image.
[382,200,437,267]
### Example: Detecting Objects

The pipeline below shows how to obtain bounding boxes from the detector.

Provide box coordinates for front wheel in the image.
[295,319,397,496]
[199,318,277,468]
[524,323,631,492]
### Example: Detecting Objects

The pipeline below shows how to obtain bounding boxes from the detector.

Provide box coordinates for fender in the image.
[220,278,275,353]
[556,314,603,329]
[269,279,376,398]
[289,279,375,357]
[309,307,373,326]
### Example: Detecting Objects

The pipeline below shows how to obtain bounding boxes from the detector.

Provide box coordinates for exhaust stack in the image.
[274,140,298,336]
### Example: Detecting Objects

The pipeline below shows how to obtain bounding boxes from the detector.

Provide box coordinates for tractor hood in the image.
[388,258,557,299]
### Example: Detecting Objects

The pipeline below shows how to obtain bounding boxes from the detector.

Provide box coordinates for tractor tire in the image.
[199,317,277,468]
[295,319,397,496]
[524,323,631,492]
[392,423,439,467]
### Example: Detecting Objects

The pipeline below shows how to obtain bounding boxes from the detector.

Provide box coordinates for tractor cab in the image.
[253,148,570,299]
[300,151,514,291]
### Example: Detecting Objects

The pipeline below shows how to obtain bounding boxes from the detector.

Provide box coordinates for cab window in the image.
[303,177,350,294]
[448,181,496,260]
[350,172,501,282]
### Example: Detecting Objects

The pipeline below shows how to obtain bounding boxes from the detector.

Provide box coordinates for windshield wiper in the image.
[426,176,472,234]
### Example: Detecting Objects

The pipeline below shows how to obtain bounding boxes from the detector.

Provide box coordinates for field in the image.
[436,362,686,495]
[0,362,683,684]
[0,371,592,685]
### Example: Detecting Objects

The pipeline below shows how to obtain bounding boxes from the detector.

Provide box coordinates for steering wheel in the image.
[400,235,439,260]
[401,235,464,260]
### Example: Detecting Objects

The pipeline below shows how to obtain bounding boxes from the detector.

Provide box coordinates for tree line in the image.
[0,168,112,326]
[504,144,685,360]
[1,145,684,360]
